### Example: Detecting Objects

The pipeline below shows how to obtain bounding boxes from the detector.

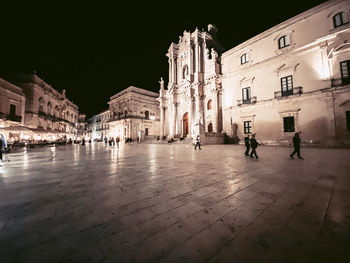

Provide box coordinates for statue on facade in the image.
[211,48,218,60]
[159,77,164,89]
[208,24,218,35]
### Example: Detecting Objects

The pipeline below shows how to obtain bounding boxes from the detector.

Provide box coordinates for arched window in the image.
[47,102,52,115]
[54,105,59,117]
[38,97,45,113]
[278,35,290,49]
[333,12,349,28]
[207,99,212,110]
[208,123,213,132]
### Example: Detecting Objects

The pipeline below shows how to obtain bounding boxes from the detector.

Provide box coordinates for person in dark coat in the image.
[244,135,250,156]
[290,132,303,159]
[0,137,3,162]
[249,134,260,158]
[194,135,201,150]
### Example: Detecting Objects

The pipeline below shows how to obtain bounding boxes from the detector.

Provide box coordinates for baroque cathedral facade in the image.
[159,0,350,146]
[158,24,225,144]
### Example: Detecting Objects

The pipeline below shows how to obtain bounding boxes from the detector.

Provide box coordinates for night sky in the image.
[0,0,327,118]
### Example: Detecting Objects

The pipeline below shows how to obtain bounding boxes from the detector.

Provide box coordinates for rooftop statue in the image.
[159,77,164,89]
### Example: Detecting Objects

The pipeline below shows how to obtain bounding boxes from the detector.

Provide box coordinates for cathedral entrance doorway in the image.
[182,113,189,136]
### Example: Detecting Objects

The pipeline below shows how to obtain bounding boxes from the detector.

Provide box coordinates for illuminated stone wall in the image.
[108,86,160,141]
[221,0,350,146]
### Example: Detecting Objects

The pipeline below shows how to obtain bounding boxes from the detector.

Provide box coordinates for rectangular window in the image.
[340,60,350,85]
[240,53,249,64]
[281,75,293,96]
[333,12,349,28]
[278,35,290,49]
[243,121,252,134]
[242,87,251,104]
[145,128,149,136]
[145,110,149,120]
[346,111,350,131]
[283,116,295,132]
[10,104,16,116]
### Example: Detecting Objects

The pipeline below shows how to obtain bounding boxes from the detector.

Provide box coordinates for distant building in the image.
[159,0,350,146]
[77,113,87,139]
[3,73,80,140]
[108,86,160,141]
[86,110,110,141]
[0,77,26,141]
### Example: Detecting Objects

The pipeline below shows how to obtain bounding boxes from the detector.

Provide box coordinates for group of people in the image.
[0,134,10,165]
[244,134,260,158]
[244,132,304,159]
[104,136,120,147]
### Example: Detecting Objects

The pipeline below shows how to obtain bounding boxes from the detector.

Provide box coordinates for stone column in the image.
[172,102,177,136]
[190,45,194,75]
[188,98,193,136]
[21,97,26,125]
[195,94,200,123]
[160,103,164,138]
[168,59,172,84]
[212,89,218,132]
[195,41,200,74]
[173,58,177,84]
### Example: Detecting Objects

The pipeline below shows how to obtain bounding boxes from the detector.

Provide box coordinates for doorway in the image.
[182,113,189,136]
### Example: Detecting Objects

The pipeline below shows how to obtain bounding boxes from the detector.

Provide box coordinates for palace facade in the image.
[159,0,350,146]
[0,73,81,141]
[0,77,26,128]
[108,86,160,141]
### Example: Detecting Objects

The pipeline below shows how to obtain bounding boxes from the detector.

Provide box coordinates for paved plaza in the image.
[0,142,349,263]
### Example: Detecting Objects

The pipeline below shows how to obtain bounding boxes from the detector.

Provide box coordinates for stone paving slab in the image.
[0,143,350,262]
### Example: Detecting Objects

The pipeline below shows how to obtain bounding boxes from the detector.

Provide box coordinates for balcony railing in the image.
[331,78,350,87]
[274,87,303,98]
[7,114,22,122]
[109,115,128,122]
[237,96,257,106]
[38,111,46,118]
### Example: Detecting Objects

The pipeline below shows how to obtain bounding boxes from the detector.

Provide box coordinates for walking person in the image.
[0,134,9,163]
[116,137,120,147]
[290,132,304,159]
[244,135,250,156]
[0,135,3,163]
[104,136,108,146]
[249,134,260,159]
[194,135,201,150]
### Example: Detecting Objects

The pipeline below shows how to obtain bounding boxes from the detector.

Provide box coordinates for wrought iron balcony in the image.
[7,114,22,122]
[274,87,303,98]
[237,96,257,106]
[331,78,350,87]
[38,111,46,118]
